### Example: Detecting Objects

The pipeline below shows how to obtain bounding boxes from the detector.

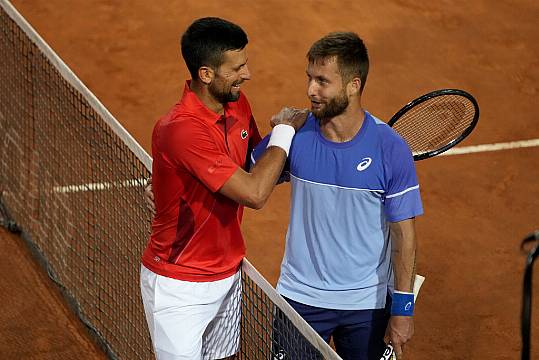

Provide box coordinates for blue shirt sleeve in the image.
[383,136,423,222]
[250,134,290,183]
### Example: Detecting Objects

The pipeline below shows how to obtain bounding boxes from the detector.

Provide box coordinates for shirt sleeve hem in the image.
[207,164,240,193]
[386,209,424,223]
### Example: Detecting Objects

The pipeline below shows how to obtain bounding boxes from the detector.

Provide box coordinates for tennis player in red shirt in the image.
[139,17,306,360]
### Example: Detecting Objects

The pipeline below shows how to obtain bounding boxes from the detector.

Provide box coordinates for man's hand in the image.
[144,177,156,215]
[270,107,309,131]
[384,316,414,359]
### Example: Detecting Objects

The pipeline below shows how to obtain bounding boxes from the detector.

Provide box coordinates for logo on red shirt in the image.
[241,129,248,139]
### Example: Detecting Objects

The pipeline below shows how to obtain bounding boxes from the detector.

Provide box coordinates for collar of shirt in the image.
[180,80,232,124]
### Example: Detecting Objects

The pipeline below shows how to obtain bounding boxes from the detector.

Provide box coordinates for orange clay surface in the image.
[0,227,108,359]
[2,0,538,359]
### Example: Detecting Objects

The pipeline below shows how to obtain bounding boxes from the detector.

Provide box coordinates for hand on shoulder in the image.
[270,107,309,131]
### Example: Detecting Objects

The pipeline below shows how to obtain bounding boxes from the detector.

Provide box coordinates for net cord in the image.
[1,0,342,358]
[243,258,343,360]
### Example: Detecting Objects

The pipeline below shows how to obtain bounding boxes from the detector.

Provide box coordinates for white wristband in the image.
[267,124,295,156]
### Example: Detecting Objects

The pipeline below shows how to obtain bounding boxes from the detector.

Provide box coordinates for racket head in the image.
[388,89,479,161]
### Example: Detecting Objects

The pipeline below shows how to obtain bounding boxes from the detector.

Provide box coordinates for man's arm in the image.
[144,107,306,212]
[144,136,289,213]
[390,218,417,293]
[385,218,417,358]
[218,146,287,209]
[219,107,306,209]
[145,147,289,211]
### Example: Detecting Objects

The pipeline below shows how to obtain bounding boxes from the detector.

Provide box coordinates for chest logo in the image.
[241,129,248,139]
[356,157,372,171]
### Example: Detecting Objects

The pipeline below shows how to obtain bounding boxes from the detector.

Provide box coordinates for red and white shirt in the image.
[142,81,261,281]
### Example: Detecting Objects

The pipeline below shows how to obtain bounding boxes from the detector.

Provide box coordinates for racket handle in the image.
[380,344,397,360]
[380,274,426,360]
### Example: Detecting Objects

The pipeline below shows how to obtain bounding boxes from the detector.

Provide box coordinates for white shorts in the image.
[140,265,242,360]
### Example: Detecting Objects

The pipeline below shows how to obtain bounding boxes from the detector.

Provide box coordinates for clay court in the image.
[1,0,538,359]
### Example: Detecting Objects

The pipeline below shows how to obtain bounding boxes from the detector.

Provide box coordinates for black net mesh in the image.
[0,2,340,359]
[0,4,151,358]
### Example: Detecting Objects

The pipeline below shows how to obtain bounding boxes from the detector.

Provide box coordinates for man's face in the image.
[209,48,251,104]
[306,57,349,120]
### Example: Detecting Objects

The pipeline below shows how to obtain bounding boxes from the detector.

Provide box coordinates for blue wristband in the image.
[391,291,414,316]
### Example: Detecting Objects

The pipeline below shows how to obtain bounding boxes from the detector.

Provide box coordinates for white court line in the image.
[51,139,538,194]
[53,178,146,194]
[440,138,539,156]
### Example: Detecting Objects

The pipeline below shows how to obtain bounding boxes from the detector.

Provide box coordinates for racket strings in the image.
[391,95,476,154]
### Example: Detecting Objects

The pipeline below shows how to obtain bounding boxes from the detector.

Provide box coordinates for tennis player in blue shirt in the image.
[252,32,423,360]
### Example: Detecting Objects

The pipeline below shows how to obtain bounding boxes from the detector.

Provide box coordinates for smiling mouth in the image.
[310,100,322,108]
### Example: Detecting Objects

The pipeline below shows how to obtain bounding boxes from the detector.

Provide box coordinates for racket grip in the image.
[380,274,426,360]
[380,344,397,360]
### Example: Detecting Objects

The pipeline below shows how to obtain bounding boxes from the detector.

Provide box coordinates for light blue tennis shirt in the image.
[251,111,423,310]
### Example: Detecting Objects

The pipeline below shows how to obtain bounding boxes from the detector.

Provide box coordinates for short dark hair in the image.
[181,17,248,79]
[307,32,369,92]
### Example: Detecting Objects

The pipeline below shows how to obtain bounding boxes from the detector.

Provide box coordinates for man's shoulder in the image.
[367,112,392,135]
[157,102,205,127]
[294,114,318,136]
[152,106,209,149]
[366,112,409,149]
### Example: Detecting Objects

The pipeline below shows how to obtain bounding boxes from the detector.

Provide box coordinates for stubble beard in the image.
[209,79,241,104]
[312,90,349,121]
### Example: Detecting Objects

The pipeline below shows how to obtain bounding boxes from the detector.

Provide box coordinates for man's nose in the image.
[241,65,251,80]
[307,80,317,97]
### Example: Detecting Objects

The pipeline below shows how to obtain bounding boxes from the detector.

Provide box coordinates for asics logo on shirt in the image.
[356,157,372,171]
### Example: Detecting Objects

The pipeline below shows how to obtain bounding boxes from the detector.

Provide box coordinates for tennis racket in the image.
[388,89,479,161]
[380,274,426,360]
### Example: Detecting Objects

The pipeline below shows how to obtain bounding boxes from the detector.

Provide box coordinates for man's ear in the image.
[198,66,214,85]
[347,77,362,96]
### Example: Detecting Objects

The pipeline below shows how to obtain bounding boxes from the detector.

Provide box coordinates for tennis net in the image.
[0,1,340,359]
